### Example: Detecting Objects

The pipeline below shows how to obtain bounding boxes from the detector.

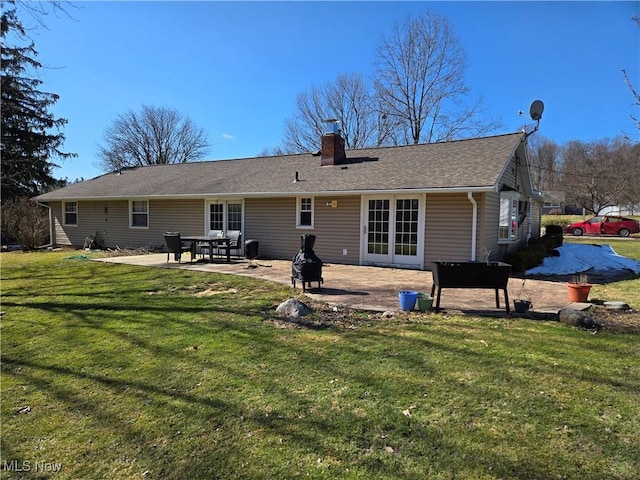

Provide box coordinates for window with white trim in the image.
[130,200,148,228]
[63,201,78,226]
[296,197,314,228]
[227,203,242,231]
[209,203,224,231]
[498,192,519,242]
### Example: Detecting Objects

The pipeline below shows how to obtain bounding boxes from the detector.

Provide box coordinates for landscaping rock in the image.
[558,307,600,330]
[276,298,313,318]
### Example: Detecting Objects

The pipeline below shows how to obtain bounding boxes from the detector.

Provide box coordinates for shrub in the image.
[505,230,563,273]
[542,215,581,228]
[543,224,563,248]
[1,198,49,250]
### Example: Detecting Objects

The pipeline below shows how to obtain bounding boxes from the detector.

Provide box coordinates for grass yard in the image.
[562,236,640,309]
[2,252,639,479]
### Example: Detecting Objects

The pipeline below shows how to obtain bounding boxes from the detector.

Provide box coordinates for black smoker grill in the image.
[291,234,323,292]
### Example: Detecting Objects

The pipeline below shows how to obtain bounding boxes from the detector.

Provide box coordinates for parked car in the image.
[563,215,640,237]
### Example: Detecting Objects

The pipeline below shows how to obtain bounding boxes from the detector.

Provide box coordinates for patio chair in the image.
[163,232,192,263]
[199,230,222,259]
[227,231,242,257]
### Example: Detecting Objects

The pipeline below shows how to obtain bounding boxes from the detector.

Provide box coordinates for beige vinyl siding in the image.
[51,202,71,245]
[49,199,205,249]
[499,154,517,189]
[244,197,294,259]
[424,193,475,265]
[245,195,361,264]
[481,192,503,261]
[473,192,489,262]
[530,200,542,238]
[312,196,361,264]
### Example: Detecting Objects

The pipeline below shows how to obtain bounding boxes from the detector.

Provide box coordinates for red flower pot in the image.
[567,283,592,302]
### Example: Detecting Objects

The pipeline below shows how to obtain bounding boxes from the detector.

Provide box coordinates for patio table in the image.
[181,236,231,263]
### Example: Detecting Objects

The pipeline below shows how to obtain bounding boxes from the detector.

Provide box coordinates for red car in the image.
[563,215,640,237]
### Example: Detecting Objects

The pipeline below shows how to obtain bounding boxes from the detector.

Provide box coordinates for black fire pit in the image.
[291,234,323,292]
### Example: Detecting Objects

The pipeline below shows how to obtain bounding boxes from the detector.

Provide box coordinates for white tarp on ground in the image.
[526,243,640,276]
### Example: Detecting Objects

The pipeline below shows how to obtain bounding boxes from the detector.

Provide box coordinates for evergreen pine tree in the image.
[1,5,75,201]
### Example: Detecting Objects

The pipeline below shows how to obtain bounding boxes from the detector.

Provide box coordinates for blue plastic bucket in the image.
[398,291,418,311]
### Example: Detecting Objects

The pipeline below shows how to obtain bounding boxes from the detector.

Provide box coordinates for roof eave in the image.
[35,185,497,202]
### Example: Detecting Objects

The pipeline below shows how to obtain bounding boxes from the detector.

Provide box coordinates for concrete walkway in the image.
[97,254,577,316]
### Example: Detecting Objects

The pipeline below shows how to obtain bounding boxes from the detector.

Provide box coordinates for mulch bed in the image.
[588,305,640,334]
[268,299,640,335]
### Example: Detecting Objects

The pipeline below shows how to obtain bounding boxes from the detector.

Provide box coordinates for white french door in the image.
[206,200,243,236]
[361,195,424,267]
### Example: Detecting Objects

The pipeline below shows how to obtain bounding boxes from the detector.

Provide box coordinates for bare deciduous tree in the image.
[614,141,640,213]
[621,14,640,134]
[526,135,561,191]
[374,11,500,144]
[622,69,640,133]
[282,73,382,153]
[274,10,501,154]
[1,197,50,250]
[97,105,210,171]
[559,138,639,214]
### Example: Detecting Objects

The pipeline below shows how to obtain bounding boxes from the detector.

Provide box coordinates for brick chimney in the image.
[321,133,346,166]
[320,120,346,166]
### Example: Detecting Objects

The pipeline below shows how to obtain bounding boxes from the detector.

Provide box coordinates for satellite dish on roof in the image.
[518,99,545,139]
[529,100,544,121]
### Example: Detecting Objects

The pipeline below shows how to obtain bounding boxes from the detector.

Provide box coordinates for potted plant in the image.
[417,292,433,312]
[513,278,533,313]
[567,273,592,302]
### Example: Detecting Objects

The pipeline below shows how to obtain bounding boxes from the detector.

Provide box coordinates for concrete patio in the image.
[97,253,577,316]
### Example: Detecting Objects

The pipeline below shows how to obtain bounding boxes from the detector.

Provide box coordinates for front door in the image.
[361,195,424,268]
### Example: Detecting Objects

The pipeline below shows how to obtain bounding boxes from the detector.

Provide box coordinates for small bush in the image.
[0,198,49,250]
[542,215,581,228]
[543,224,563,248]
[545,224,563,236]
[505,230,563,273]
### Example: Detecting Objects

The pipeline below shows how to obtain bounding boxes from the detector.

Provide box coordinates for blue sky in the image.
[25,1,640,181]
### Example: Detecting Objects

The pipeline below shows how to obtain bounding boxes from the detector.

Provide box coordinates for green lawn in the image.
[1,252,639,479]
[562,236,640,308]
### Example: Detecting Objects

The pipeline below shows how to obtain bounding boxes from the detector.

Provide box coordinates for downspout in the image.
[36,201,53,248]
[467,192,477,261]
[526,196,533,242]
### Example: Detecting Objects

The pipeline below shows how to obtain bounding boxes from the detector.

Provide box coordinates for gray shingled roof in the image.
[36,132,524,201]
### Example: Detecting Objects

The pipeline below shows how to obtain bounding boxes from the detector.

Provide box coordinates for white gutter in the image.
[527,196,533,242]
[467,192,477,261]
[36,186,496,203]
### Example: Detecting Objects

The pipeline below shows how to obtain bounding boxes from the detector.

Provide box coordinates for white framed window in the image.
[209,203,224,232]
[130,200,149,228]
[296,197,314,228]
[227,203,242,231]
[63,201,78,226]
[498,192,520,242]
